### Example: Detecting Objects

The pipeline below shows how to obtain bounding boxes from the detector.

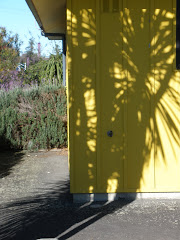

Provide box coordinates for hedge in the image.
[0,85,67,150]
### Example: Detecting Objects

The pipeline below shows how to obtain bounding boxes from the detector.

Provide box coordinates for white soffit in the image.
[26,0,66,40]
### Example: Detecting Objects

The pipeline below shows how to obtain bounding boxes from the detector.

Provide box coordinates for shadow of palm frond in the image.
[67,4,179,192]
[0,179,133,240]
[0,150,25,178]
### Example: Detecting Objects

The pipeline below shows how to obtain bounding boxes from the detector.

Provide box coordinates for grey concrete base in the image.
[73,192,180,203]
[37,239,58,240]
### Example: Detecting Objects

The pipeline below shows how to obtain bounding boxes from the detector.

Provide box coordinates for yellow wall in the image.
[67,0,180,193]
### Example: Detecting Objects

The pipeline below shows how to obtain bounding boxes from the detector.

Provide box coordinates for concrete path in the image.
[0,150,180,240]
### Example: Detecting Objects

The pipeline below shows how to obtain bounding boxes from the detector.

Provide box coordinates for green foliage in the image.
[24,59,46,85]
[25,36,38,63]
[0,27,22,71]
[0,85,67,150]
[23,40,63,86]
[41,54,63,84]
[24,54,63,85]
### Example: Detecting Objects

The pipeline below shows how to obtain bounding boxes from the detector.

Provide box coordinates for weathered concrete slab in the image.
[0,150,180,240]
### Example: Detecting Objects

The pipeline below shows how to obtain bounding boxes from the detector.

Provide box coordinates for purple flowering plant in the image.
[0,70,24,91]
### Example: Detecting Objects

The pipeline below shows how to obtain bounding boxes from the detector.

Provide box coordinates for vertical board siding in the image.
[70,0,97,193]
[68,0,180,193]
[176,0,180,68]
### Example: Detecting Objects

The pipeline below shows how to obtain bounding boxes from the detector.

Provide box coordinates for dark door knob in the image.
[107,130,113,137]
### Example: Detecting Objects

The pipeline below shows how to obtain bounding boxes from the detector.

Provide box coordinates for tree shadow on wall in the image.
[1,6,178,240]
[68,2,179,193]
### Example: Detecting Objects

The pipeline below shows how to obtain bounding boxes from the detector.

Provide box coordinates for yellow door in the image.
[98,0,180,193]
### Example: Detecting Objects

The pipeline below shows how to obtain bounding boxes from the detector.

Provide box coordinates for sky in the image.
[0,0,62,57]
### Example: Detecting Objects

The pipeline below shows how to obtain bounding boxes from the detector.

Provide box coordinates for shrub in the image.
[0,70,25,91]
[24,54,63,86]
[0,27,21,71]
[0,85,67,150]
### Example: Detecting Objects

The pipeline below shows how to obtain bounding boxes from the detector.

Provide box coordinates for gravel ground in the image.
[0,149,180,240]
[0,149,69,204]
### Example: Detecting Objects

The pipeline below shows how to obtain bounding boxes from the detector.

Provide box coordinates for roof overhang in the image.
[26,0,66,40]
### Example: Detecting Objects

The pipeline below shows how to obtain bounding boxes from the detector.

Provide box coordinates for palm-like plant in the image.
[41,53,63,85]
